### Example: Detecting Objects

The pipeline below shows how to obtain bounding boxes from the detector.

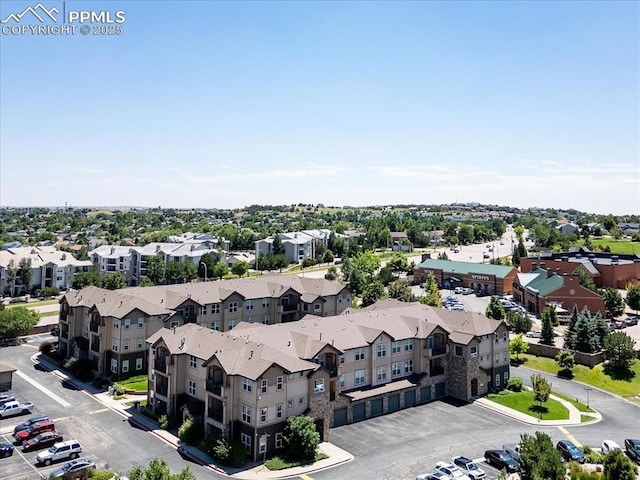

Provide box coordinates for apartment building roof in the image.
[0,246,91,269]
[64,286,173,317]
[148,323,318,380]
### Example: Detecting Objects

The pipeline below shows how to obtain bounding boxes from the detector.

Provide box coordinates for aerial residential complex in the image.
[254,229,346,264]
[146,299,510,461]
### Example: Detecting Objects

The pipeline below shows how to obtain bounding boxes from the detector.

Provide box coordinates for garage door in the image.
[333,407,347,427]
[387,394,400,412]
[435,382,446,398]
[352,403,366,422]
[404,390,416,407]
[370,398,383,416]
[420,386,432,403]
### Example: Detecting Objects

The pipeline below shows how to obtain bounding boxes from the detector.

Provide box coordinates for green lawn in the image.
[550,391,594,413]
[576,238,638,255]
[6,298,60,308]
[514,354,640,400]
[486,390,569,420]
[265,452,328,470]
[39,311,59,318]
[117,375,148,391]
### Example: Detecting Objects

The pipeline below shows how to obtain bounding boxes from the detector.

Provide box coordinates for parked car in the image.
[454,287,463,294]
[613,320,626,329]
[451,456,486,479]
[0,394,16,406]
[601,440,622,454]
[434,461,471,480]
[624,439,640,463]
[13,414,50,435]
[49,459,96,479]
[625,315,638,327]
[36,440,83,466]
[484,450,519,472]
[557,440,585,463]
[22,431,64,452]
[0,442,14,458]
[417,472,452,480]
[14,419,55,444]
[525,331,542,338]
[462,288,473,295]
[0,400,33,418]
[502,444,522,462]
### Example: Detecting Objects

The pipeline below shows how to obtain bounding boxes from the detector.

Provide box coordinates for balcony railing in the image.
[207,407,223,422]
[60,311,68,322]
[206,380,223,396]
[428,345,447,356]
[90,321,99,333]
[154,358,167,373]
[279,303,297,312]
[155,384,168,396]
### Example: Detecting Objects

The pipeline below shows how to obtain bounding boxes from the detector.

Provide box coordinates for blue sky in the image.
[1,0,638,215]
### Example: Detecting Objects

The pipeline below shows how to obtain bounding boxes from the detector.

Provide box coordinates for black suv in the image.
[625,439,640,463]
[557,440,585,463]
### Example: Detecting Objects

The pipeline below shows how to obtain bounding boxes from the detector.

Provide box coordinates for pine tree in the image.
[540,306,557,346]
[564,305,579,350]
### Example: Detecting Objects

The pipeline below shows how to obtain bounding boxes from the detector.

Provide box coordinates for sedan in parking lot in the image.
[625,315,638,327]
[49,459,96,479]
[601,440,622,454]
[417,472,452,480]
[434,461,471,480]
[625,439,640,463]
[557,440,585,463]
[22,431,64,452]
[484,450,519,473]
[0,442,14,458]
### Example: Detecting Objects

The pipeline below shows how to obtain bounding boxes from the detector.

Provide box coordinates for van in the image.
[36,440,82,466]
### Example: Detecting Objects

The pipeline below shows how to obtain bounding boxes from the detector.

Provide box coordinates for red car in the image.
[14,420,55,444]
[22,431,63,452]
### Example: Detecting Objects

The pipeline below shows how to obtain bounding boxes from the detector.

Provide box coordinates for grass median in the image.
[486,390,569,420]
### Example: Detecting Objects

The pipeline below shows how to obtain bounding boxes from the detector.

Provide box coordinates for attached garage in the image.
[370,398,383,416]
[420,386,432,403]
[404,390,416,407]
[333,407,347,427]
[387,394,400,412]
[352,402,366,421]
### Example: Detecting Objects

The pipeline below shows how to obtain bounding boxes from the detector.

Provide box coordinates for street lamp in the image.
[451,269,455,295]
[200,262,207,282]
[585,387,592,410]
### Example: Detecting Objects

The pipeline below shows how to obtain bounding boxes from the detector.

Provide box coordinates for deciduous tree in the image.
[518,431,565,480]
[283,415,320,461]
[555,350,575,378]
[418,273,442,307]
[362,280,385,307]
[231,260,250,278]
[603,449,638,480]
[0,306,40,339]
[506,310,532,334]
[212,262,229,280]
[485,296,506,320]
[626,283,640,314]
[602,287,625,319]
[388,281,415,303]
[509,334,529,360]
[102,272,127,290]
[146,255,166,285]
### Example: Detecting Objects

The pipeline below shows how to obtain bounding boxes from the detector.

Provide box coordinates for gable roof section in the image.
[523,270,565,296]
[415,259,516,279]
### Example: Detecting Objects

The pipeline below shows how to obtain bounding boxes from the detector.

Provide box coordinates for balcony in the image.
[279,303,298,313]
[207,406,224,422]
[326,366,338,378]
[206,380,223,396]
[90,321,99,333]
[60,311,68,322]
[427,345,448,357]
[155,384,168,396]
[154,358,167,373]
[90,341,100,353]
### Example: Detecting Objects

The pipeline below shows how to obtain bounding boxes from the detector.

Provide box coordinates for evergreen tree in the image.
[564,305,579,349]
[519,431,565,480]
[604,331,636,370]
[540,306,557,346]
[272,234,285,255]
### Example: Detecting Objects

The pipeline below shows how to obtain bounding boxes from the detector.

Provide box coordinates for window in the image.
[123,339,130,351]
[392,341,401,354]
[124,319,131,330]
[314,303,321,313]
[355,369,365,386]
[190,355,197,368]
[137,337,144,349]
[170,321,179,329]
[211,304,220,314]
[229,302,238,313]
[245,300,254,310]
[111,359,118,373]
[339,373,346,389]
[188,379,196,396]
[243,378,253,393]
[275,432,283,448]
[112,339,119,352]
[211,321,220,331]
[376,343,386,358]
[199,305,207,315]
[83,325,89,338]
[276,404,283,419]
[470,346,478,358]
[246,317,254,324]
[503,331,508,342]
[136,357,143,370]
[240,432,251,451]
[455,346,463,356]
[338,294,343,303]
[228,319,238,329]
[262,298,270,308]
[259,435,267,454]
[287,400,294,408]
[113,320,119,330]
[392,362,402,377]
[495,374,501,387]
[242,405,251,423]
[404,359,413,374]
[376,366,387,382]
[339,354,345,364]
[495,332,499,344]
[138,317,144,329]
[298,396,305,405]
[504,371,509,384]
[276,376,283,391]
[260,407,267,423]
[404,339,413,351]
[122,360,129,373]
[261,379,268,394]
[495,353,500,364]
[503,352,508,362]
[262,314,270,324]
[355,347,365,361]
[314,379,325,393]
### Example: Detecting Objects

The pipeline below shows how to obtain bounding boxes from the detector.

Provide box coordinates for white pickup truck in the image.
[502,443,522,462]
[0,400,34,418]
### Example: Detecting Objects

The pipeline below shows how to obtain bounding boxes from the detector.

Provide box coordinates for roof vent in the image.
[249,349,253,359]
[179,338,185,350]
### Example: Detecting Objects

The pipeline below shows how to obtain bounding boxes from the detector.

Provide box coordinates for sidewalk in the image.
[33,353,353,479]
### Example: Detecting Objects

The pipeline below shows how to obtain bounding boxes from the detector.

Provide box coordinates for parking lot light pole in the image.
[585,387,592,410]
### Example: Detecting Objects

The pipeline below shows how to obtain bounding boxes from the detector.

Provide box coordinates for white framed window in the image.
[339,373,346,389]
[355,347,365,361]
[260,407,267,423]
[112,339,119,352]
[259,435,267,454]
[262,314,270,324]
[211,304,220,314]
[212,321,220,331]
[275,432,283,448]
[298,396,305,405]
[392,341,401,354]
[314,303,321,313]
[495,374,501,387]
[190,355,197,368]
[504,371,509,383]
[392,362,402,377]
[503,352,509,362]
[199,305,207,315]
[495,353,500,364]
[288,399,294,408]
[229,301,238,313]
[355,369,365,385]
[113,320,119,330]
[376,343,386,358]
[122,360,129,373]
[276,376,283,391]
[261,379,268,394]
[245,300,254,310]
[188,379,196,396]
[262,298,270,308]
[339,354,345,364]
[376,366,387,382]
[314,378,325,393]
[137,337,144,349]
[242,405,251,423]
[111,359,118,373]
[123,339,130,351]
[228,319,238,329]
[495,332,499,344]
[138,317,144,329]
[136,357,143,370]
[470,345,478,358]
[404,359,413,374]
[404,339,413,351]
[83,325,89,338]
[243,378,253,393]
[338,294,343,303]
[124,319,131,330]
[170,321,179,329]
[240,432,251,451]
[276,403,283,419]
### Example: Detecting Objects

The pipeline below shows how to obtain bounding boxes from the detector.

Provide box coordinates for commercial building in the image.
[413,258,518,296]
[146,299,509,461]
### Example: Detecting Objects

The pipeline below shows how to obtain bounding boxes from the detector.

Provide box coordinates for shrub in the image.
[583,445,603,464]
[178,417,203,446]
[39,341,54,354]
[159,414,170,430]
[507,376,523,392]
[112,383,126,396]
[41,287,60,298]
[210,436,247,467]
[283,415,320,461]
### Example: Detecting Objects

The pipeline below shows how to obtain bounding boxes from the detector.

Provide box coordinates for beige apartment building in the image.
[146,299,509,461]
[58,274,351,377]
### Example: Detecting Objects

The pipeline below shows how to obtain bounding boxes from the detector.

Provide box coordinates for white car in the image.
[452,456,486,479]
[602,440,622,454]
[435,461,471,480]
[526,331,542,338]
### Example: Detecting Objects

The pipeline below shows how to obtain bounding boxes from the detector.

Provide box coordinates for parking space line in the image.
[14,370,71,408]
[558,426,582,447]
[299,475,313,480]
[88,408,109,415]
[1,433,45,479]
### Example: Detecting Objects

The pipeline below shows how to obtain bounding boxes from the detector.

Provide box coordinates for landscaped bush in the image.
[507,376,524,392]
[583,445,604,464]
[112,383,126,396]
[178,418,203,446]
[569,462,602,479]
[41,287,60,298]
[159,414,170,430]
[209,436,247,467]
[39,341,54,354]
[283,415,320,461]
